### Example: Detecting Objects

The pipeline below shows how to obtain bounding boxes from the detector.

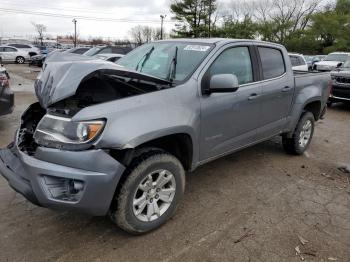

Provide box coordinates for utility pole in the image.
[160,15,166,40]
[208,0,212,38]
[72,18,77,47]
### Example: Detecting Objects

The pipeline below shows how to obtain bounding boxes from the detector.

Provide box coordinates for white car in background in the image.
[289,53,308,71]
[314,52,350,71]
[0,46,30,64]
[7,43,41,56]
[94,53,124,63]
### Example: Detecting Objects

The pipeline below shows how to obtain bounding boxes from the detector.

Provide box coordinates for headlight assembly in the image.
[34,114,105,150]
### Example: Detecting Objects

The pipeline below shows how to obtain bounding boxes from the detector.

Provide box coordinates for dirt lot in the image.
[0,64,349,262]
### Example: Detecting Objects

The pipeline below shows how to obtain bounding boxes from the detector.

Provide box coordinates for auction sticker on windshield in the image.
[184,45,211,52]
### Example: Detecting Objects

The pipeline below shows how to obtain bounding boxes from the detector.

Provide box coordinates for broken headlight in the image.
[34,114,105,150]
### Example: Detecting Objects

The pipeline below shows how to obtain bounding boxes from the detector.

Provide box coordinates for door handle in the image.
[281,86,293,92]
[248,93,260,100]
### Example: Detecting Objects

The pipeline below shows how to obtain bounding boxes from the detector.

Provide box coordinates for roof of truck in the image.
[156,38,284,47]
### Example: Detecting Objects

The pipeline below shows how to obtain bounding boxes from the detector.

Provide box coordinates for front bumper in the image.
[0,141,125,216]
[0,87,14,116]
[330,83,350,102]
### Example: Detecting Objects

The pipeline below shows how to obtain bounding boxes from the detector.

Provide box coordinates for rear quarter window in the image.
[258,47,286,79]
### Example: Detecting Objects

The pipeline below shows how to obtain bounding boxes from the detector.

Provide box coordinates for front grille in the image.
[332,83,350,99]
[335,76,350,85]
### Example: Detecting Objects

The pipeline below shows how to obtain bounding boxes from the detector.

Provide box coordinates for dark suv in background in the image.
[329,59,350,105]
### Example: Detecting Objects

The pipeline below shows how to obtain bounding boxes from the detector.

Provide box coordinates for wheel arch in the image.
[110,132,194,172]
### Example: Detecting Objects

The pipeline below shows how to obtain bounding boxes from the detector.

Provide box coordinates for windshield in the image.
[304,56,313,62]
[84,47,103,56]
[117,42,213,82]
[342,60,350,68]
[324,54,350,62]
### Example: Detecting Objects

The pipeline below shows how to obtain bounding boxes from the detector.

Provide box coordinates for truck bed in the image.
[293,70,331,113]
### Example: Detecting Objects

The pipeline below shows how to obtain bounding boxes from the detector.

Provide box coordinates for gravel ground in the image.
[0,64,349,262]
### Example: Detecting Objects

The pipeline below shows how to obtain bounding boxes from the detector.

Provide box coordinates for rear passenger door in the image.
[199,44,262,161]
[256,46,294,139]
[4,47,18,61]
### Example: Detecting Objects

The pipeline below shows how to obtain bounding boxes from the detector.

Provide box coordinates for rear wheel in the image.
[282,112,315,155]
[110,149,185,234]
[16,56,25,64]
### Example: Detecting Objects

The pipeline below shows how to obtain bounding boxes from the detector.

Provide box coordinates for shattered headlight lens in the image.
[34,114,105,147]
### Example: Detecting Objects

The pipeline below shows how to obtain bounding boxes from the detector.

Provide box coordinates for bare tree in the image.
[130,26,161,45]
[31,22,46,46]
[130,26,144,45]
[141,26,153,43]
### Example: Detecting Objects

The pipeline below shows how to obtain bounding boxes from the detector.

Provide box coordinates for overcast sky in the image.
[0,0,232,40]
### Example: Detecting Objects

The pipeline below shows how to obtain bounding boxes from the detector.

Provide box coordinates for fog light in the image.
[42,175,84,202]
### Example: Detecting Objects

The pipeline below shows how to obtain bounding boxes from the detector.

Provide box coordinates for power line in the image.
[0,7,176,24]
[0,0,143,16]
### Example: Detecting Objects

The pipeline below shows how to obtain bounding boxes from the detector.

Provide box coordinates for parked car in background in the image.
[29,54,46,67]
[64,47,91,55]
[289,53,308,71]
[0,65,14,116]
[83,46,132,56]
[0,46,30,64]
[0,39,331,234]
[305,55,326,71]
[314,52,350,71]
[329,59,350,106]
[94,53,124,62]
[35,46,49,55]
[7,43,40,56]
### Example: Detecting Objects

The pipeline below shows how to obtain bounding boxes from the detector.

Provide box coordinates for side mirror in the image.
[208,74,239,93]
[337,62,343,68]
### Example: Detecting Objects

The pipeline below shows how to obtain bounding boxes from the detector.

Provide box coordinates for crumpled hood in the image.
[35,52,171,108]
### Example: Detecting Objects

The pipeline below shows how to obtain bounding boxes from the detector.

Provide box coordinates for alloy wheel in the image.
[132,169,176,222]
[299,120,312,148]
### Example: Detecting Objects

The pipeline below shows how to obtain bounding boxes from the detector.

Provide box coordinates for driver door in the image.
[199,45,262,161]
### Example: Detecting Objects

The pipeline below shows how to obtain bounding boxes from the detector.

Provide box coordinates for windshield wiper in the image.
[167,46,178,83]
[135,46,155,72]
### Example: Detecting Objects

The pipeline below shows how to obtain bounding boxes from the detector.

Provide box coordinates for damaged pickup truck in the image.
[0,39,331,234]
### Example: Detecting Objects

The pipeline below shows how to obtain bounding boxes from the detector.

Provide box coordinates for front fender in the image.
[72,82,200,166]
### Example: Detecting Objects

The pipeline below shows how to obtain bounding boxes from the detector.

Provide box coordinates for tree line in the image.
[169,0,350,55]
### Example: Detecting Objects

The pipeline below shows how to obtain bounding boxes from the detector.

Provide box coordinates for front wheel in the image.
[110,149,185,234]
[282,112,315,155]
[16,56,25,64]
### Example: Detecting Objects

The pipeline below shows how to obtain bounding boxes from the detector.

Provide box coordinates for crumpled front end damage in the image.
[0,102,126,215]
[0,52,172,215]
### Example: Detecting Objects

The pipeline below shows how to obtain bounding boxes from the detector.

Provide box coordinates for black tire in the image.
[327,100,333,107]
[282,112,315,155]
[110,149,185,234]
[16,56,25,64]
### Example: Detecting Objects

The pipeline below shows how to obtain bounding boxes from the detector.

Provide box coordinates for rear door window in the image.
[258,47,286,79]
[4,47,16,52]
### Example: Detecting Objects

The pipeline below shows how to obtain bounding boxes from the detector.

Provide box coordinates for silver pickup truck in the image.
[0,39,331,234]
